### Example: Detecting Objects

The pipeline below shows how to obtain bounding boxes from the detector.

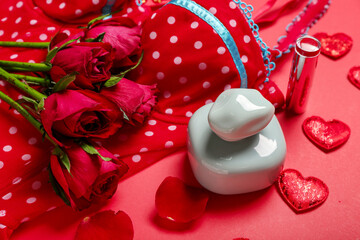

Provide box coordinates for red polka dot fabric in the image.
[0,0,283,237]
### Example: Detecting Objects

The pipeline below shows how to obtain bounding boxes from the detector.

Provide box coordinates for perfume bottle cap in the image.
[295,35,321,58]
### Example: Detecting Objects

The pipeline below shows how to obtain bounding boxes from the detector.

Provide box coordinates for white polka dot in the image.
[156,72,164,79]
[0,224,6,229]
[16,39,24,42]
[164,91,171,98]
[257,70,263,77]
[39,33,48,41]
[26,197,37,204]
[113,154,120,158]
[205,99,213,104]
[47,206,56,212]
[269,86,276,94]
[209,7,217,14]
[14,110,20,115]
[2,193,12,200]
[21,217,30,223]
[10,54,18,60]
[59,2,65,9]
[221,66,230,74]
[183,95,190,102]
[224,84,231,90]
[0,30,4,36]
[138,6,145,12]
[11,32,18,39]
[92,0,99,4]
[9,126,17,134]
[217,47,226,55]
[12,177,22,184]
[179,77,187,84]
[9,6,14,11]
[241,55,248,63]
[126,7,133,13]
[194,41,203,49]
[46,0,52,3]
[257,83,264,90]
[0,161,3,169]
[28,138,37,145]
[15,17,22,24]
[16,1,23,8]
[145,131,154,136]
[229,1,237,9]
[168,125,177,131]
[151,13,157,19]
[167,16,176,24]
[1,17,7,22]
[165,108,173,114]
[244,35,251,43]
[0,210,6,217]
[199,62,207,70]
[62,30,70,36]
[165,141,174,148]
[22,154,31,161]
[25,32,31,37]
[140,147,148,152]
[191,21,199,29]
[203,81,211,88]
[229,19,237,27]
[32,181,42,190]
[152,51,160,59]
[170,36,178,43]
[174,57,182,65]
[3,145,12,152]
[186,111,193,117]
[47,27,56,31]
[75,9,82,15]
[132,155,141,162]
[148,119,157,125]
[149,31,157,39]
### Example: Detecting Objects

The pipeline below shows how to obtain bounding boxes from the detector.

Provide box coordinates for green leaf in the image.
[79,142,112,161]
[103,75,125,88]
[87,13,111,28]
[48,165,71,206]
[120,108,129,121]
[52,147,71,174]
[84,32,106,43]
[21,95,38,106]
[53,72,77,93]
[103,51,144,88]
[46,47,59,63]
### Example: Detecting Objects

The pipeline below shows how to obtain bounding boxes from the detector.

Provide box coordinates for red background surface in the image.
[11,0,360,239]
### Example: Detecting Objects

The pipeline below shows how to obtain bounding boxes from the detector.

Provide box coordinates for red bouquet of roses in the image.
[0,15,157,210]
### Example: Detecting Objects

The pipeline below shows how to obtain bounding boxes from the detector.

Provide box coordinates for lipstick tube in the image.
[286,35,321,114]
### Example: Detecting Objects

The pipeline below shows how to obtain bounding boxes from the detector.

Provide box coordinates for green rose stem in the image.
[0,90,57,146]
[0,60,51,72]
[11,74,50,87]
[0,67,46,101]
[0,41,49,48]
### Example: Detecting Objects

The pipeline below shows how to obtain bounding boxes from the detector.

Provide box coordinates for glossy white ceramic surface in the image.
[208,89,275,141]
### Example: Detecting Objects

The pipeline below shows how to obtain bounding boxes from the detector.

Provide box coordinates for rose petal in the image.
[155,177,209,223]
[75,210,133,240]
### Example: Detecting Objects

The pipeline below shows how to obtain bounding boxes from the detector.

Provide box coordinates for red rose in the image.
[100,79,157,124]
[84,17,141,69]
[50,42,115,89]
[50,143,128,210]
[41,89,123,145]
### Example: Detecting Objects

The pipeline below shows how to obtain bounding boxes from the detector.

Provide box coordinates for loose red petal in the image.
[313,32,353,59]
[302,116,350,152]
[155,177,209,223]
[75,210,134,240]
[348,66,360,90]
[277,169,329,213]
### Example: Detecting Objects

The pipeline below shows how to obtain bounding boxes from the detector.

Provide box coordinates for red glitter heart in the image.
[303,116,350,152]
[348,66,360,89]
[278,169,329,213]
[313,33,353,59]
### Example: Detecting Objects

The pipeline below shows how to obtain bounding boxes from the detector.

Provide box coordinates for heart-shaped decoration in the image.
[313,33,353,59]
[278,169,329,213]
[348,66,360,89]
[303,116,350,152]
